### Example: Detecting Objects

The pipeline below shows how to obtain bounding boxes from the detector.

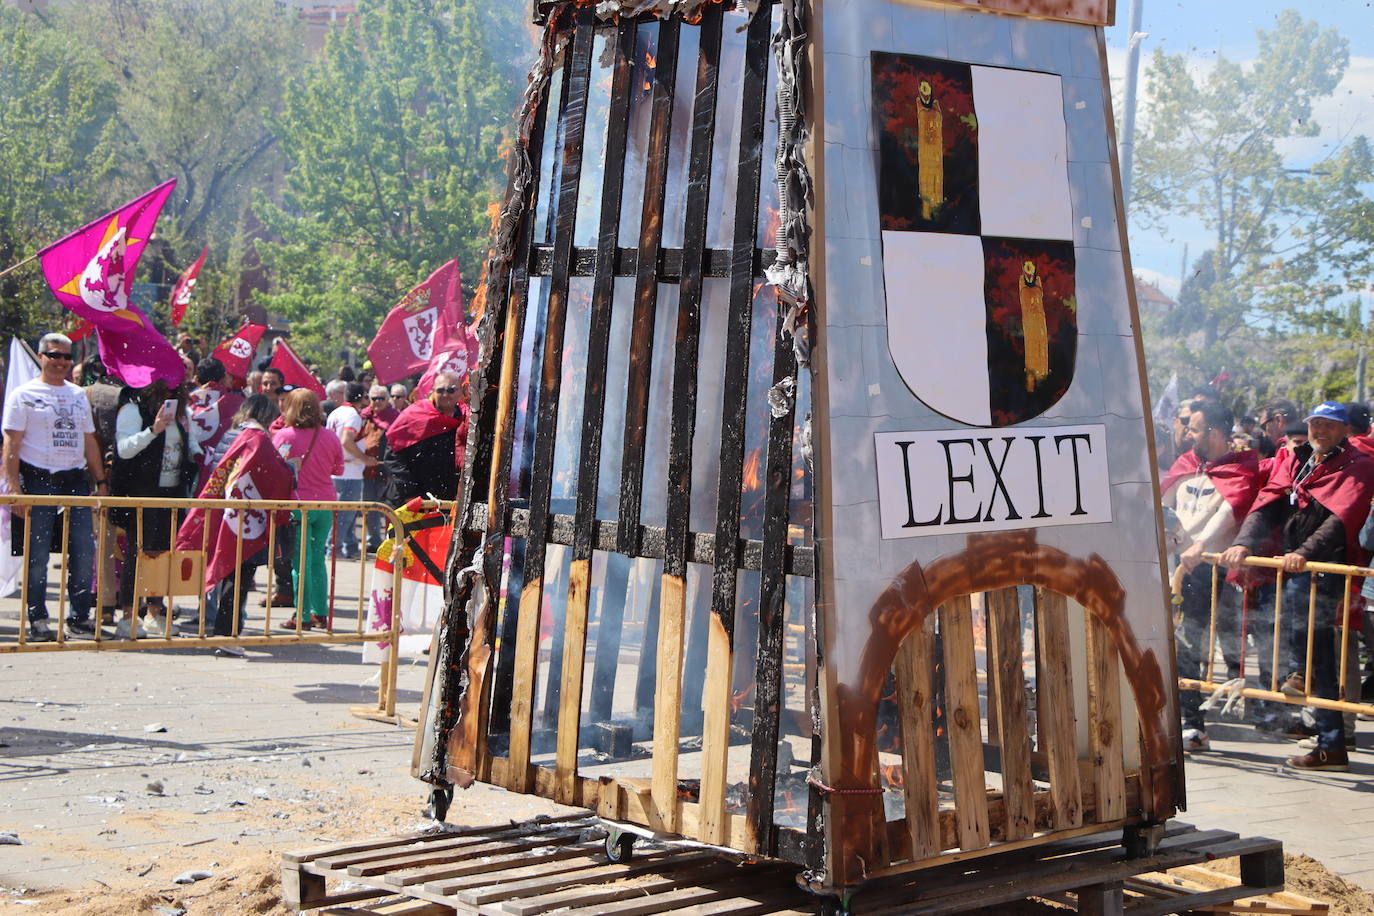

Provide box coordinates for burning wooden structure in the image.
[414,0,1184,896]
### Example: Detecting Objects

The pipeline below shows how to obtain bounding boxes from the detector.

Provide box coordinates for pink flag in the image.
[270,339,325,397]
[367,260,464,384]
[211,321,267,381]
[37,179,185,388]
[170,245,208,327]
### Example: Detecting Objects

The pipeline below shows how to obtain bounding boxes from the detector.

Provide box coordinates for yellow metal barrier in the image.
[1177,553,1374,718]
[0,494,410,723]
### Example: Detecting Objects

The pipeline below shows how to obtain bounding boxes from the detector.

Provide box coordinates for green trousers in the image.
[291,509,333,620]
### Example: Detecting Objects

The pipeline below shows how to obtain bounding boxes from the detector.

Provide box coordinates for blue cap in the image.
[1305,401,1349,424]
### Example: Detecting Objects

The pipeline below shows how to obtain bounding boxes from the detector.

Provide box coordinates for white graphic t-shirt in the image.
[326,403,366,480]
[2,378,95,472]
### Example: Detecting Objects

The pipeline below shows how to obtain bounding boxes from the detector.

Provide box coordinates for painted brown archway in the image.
[824,529,1177,886]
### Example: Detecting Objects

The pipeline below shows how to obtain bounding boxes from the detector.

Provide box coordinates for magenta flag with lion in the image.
[36,179,186,387]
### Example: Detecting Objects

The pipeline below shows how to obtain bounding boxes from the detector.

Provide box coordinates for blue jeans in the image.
[19,464,93,623]
[362,477,386,550]
[1282,573,1345,751]
[329,478,363,558]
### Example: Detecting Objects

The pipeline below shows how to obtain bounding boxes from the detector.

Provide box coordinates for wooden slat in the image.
[554,558,592,802]
[409,843,609,890]
[893,614,940,860]
[665,7,730,851]
[651,572,689,833]
[506,9,597,795]
[987,587,1034,842]
[575,19,637,733]
[616,17,681,555]
[452,850,709,905]
[1035,587,1083,829]
[500,859,752,916]
[939,595,990,851]
[342,829,588,877]
[1085,610,1126,822]
[728,5,785,856]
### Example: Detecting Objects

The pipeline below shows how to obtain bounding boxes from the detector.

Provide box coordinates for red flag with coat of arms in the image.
[367,260,465,385]
[211,321,267,380]
[36,179,185,387]
[269,339,325,397]
[170,244,208,327]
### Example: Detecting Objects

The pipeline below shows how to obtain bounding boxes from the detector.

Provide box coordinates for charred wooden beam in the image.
[530,244,778,280]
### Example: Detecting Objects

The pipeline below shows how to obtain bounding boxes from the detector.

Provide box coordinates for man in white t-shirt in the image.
[2,333,107,641]
[325,381,377,559]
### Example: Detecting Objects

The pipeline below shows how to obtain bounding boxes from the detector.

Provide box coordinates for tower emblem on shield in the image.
[873,52,1078,428]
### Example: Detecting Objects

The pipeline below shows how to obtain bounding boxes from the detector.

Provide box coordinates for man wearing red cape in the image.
[1161,400,1261,753]
[1222,402,1374,771]
[186,356,245,494]
[175,398,294,639]
[379,371,467,506]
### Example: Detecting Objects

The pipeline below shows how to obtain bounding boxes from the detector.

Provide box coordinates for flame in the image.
[880,763,904,789]
[645,51,656,69]
[742,447,762,492]
[731,683,755,716]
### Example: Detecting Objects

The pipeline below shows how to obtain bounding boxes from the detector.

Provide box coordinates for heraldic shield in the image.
[874,52,1078,428]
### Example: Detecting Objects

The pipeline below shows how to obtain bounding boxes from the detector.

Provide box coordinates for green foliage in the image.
[0,5,115,342]
[255,0,519,367]
[1134,10,1374,403]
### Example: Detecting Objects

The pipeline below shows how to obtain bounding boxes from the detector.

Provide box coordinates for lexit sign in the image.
[873,424,1112,539]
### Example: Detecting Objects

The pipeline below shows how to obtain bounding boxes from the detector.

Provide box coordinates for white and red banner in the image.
[367,260,468,385]
[269,338,325,397]
[211,321,267,380]
[170,244,208,327]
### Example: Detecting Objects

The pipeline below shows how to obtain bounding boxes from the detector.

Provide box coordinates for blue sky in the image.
[1102,1,1374,295]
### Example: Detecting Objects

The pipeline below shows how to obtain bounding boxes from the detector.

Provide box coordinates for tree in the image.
[56,0,308,346]
[255,0,519,365]
[1133,10,1374,394]
[0,6,115,343]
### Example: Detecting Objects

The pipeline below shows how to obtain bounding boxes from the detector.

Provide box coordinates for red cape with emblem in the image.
[1249,443,1374,567]
[386,397,466,465]
[187,381,245,491]
[176,425,294,590]
[1161,448,1262,523]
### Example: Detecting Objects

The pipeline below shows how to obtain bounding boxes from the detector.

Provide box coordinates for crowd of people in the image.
[1160,388,1374,772]
[1,331,469,651]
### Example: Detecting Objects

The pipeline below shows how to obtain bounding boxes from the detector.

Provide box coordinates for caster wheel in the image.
[604,830,635,863]
[426,786,453,822]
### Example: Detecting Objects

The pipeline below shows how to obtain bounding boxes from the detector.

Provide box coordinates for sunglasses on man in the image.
[370,396,388,401]
[42,351,73,360]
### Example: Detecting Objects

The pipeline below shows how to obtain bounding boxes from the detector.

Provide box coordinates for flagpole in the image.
[0,254,37,280]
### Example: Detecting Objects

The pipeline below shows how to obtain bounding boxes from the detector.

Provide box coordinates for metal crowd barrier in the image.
[0,494,408,722]
[1178,553,1374,717]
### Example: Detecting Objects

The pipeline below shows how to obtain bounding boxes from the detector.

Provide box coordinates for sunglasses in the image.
[370,396,388,401]
[42,351,73,360]
[434,386,459,394]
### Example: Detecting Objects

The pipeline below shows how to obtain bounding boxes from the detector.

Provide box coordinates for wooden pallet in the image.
[283,816,1289,915]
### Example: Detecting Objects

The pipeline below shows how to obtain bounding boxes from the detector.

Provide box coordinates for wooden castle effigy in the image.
[413,0,1184,895]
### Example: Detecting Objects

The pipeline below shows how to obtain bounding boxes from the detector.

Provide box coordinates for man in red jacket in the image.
[1162,400,1261,752]
[1222,402,1374,771]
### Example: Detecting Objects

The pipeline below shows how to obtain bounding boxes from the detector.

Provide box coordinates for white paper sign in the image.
[874,424,1112,539]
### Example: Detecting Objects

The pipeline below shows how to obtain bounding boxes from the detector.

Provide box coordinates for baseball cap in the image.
[1304,401,1349,424]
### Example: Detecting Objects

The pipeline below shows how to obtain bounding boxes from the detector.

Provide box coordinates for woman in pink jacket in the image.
[272,389,342,628]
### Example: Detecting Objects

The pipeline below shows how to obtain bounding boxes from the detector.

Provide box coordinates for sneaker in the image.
[1298,735,1356,751]
[64,618,96,636]
[1182,728,1210,752]
[142,615,166,638]
[28,620,55,643]
[114,619,147,640]
[213,645,246,658]
[1280,673,1307,698]
[1285,747,1350,771]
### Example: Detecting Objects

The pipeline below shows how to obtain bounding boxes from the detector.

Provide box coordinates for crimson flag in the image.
[211,321,267,380]
[170,245,208,327]
[269,339,325,397]
[367,260,465,384]
[36,179,185,387]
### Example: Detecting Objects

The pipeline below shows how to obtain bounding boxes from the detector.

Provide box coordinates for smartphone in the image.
[160,398,177,416]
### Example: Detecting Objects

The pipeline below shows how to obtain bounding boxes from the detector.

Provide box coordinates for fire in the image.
[730,683,755,716]
[881,763,904,788]
[646,51,656,68]
[742,447,762,491]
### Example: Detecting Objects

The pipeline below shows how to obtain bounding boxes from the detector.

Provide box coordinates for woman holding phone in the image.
[272,389,343,629]
[111,379,198,638]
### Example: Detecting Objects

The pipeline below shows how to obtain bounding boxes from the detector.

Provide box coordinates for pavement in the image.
[0,567,1371,901]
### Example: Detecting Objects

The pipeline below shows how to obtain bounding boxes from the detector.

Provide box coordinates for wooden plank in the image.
[987,587,1035,842]
[1035,587,1083,829]
[440,850,701,902]
[696,608,734,845]
[343,829,588,877]
[651,572,689,833]
[408,843,610,891]
[615,17,682,555]
[505,10,597,796]
[499,859,752,916]
[893,614,940,860]
[939,595,990,851]
[554,557,592,803]
[733,4,786,857]
[1085,610,1126,822]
